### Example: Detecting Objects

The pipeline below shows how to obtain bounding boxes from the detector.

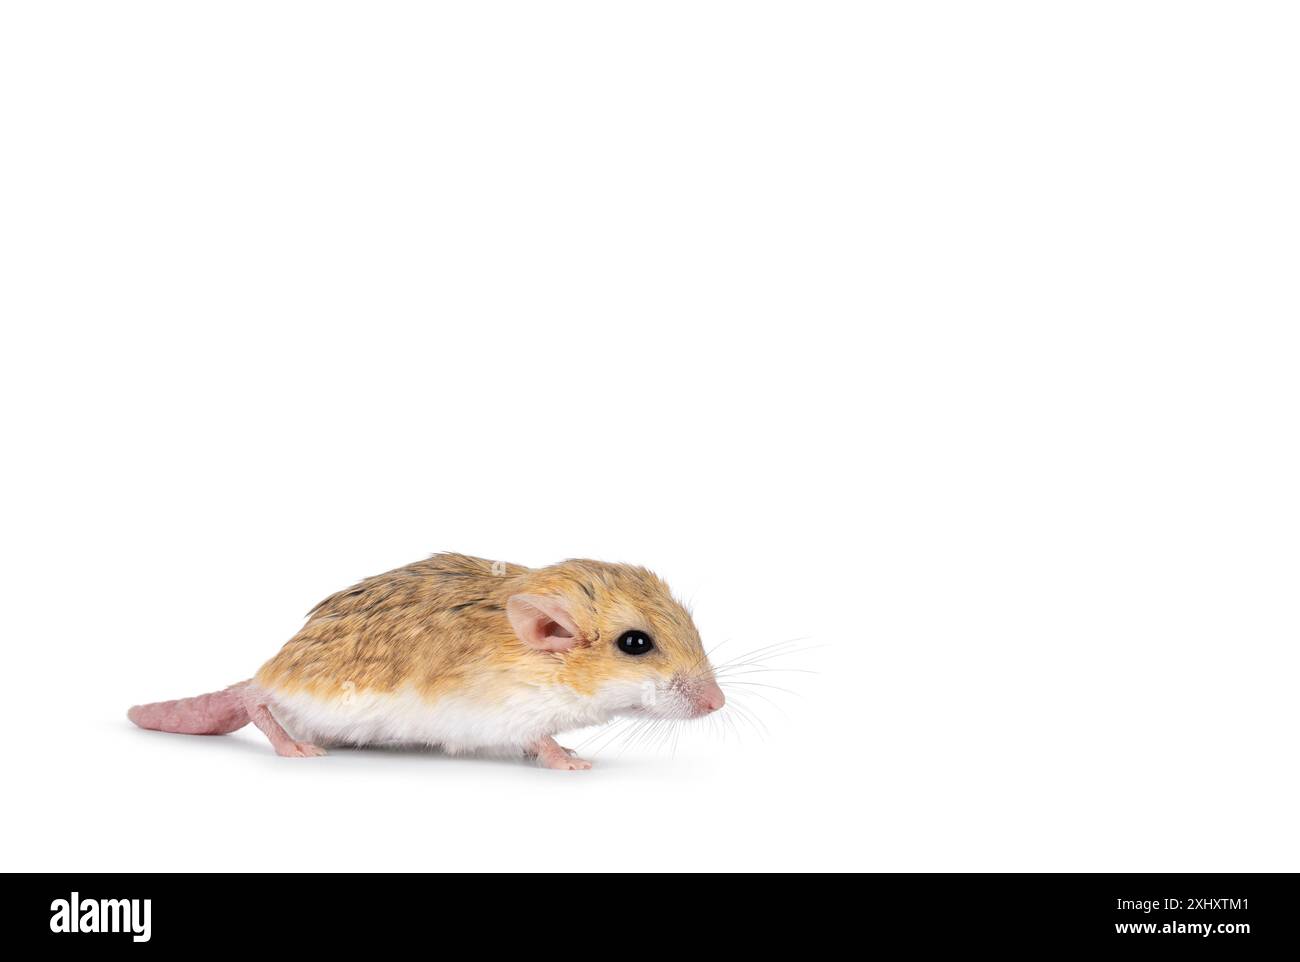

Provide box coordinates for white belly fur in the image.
[262,683,621,754]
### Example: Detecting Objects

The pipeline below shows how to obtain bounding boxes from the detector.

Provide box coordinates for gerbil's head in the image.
[505,560,724,719]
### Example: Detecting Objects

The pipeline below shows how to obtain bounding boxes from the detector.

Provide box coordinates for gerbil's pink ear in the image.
[506,594,584,652]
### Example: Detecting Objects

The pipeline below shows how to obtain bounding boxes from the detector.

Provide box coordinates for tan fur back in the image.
[255,553,708,702]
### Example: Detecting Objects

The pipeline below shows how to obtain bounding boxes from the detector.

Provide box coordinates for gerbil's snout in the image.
[657,673,726,719]
[693,678,726,716]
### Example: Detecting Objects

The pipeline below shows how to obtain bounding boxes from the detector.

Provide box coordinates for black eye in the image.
[617,630,655,655]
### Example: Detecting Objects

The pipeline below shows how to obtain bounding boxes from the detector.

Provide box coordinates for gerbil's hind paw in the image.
[276,741,327,758]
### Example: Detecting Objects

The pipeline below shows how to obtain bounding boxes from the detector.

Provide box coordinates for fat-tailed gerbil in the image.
[127,553,724,770]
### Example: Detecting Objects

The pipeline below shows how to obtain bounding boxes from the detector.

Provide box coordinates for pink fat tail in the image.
[127,685,250,735]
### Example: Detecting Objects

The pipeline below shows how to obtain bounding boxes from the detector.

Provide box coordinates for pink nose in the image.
[697,680,725,714]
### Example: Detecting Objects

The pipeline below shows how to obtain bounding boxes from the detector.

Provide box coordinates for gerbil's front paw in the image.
[531,736,592,771]
[541,752,592,771]
[277,741,327,758]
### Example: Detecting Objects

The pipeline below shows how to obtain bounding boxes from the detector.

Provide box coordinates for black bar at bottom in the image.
[4,872,1290,951]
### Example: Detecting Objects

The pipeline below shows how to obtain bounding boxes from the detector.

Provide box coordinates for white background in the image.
[2,3,1297,872]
